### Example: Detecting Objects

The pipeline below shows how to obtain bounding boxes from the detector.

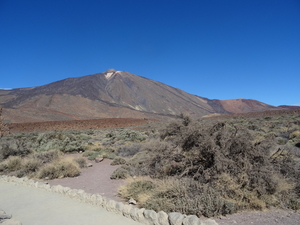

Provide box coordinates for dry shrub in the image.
[118,176,237,217]
[34,149,60,163]
[38,158,80,179]
[124,119,300,215]
[289,130,300,139]
[21,157,43,174]
[75,157,87,168]
[0,161,8,172]
[5,156,22,172]
[38,164,57,179]
[118,177,155,205]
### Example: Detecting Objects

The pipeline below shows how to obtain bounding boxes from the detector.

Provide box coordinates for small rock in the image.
[128,198,137,205]
[157,211,169,225]
[169,212,186,225]
[95,157,104,163]
[1,218,22,225]
[87,163,93,167]
[183,215,200,225]
[0,210,12,219]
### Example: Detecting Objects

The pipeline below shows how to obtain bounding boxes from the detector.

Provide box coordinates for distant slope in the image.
[0,70,277,123]
[213,99,276,114]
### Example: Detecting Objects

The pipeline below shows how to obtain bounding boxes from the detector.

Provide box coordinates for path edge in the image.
[0,175,218,225]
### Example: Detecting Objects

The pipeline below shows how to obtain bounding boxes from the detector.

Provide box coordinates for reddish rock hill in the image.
[0,69,278,123]
[213,99,276,114]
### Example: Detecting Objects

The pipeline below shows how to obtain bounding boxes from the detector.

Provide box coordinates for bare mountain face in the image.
[0,69,276,123]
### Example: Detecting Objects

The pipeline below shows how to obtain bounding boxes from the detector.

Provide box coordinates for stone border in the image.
[0,175,218,225]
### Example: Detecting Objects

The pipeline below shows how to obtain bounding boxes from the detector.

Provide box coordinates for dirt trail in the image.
[48,159,124,201]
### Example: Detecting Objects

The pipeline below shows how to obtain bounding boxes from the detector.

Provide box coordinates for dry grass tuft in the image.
[38,158,80,179]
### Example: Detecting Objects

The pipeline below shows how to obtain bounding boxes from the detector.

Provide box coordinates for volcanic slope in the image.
[0,69,276,123]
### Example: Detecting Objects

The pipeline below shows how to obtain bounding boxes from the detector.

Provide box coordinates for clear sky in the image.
[0,0,299,106]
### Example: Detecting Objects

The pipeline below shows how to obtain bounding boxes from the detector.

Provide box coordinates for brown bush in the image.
[124,118,300,215]
[38,158,80,179]
[5,156,22,172]
[75,157,87,168]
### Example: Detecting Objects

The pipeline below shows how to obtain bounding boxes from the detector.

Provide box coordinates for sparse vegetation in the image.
[1,110,299,217]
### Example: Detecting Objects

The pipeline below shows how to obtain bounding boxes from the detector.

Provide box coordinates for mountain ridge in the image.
[0,69,279,123]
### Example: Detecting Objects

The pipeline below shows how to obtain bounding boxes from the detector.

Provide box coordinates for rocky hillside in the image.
[0,69,277,123]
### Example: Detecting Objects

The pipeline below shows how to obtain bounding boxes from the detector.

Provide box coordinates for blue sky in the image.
[0,0,299,106]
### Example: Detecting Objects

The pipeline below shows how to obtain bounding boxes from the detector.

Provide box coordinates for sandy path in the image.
[0,181,143,225]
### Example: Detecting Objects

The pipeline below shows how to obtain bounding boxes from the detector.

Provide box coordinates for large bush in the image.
[120,118,300,215]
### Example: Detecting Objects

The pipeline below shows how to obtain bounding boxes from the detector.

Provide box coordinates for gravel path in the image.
[0,181,143,225]
[214,209,300,225]
[48,158,124,201]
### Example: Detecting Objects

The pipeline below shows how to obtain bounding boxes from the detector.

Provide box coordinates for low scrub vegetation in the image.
[1,112,299,217]
[117,113,300,216]
[0,128,148,180]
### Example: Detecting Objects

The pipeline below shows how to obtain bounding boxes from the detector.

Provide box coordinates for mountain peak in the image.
[104,69,117,73]
[104,69,118,79]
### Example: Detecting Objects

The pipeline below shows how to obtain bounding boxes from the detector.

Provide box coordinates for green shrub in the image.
[110,167,130,179]
[84,148,116,160]
[111,156,126,165]
[82,150,95,157]
[0,141,32,161]
[117,143,142,157]
[33,131,84,153]
[106,129,146,142]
